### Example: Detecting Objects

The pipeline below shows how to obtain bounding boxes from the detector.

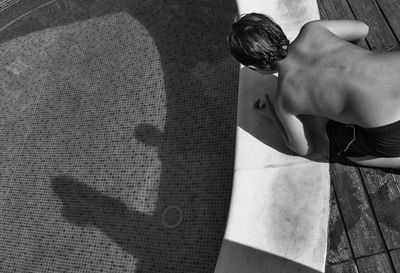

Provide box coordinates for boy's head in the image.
[227,13,289,73]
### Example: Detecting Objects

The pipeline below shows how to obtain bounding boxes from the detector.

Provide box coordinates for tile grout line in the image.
[0,71,48,217]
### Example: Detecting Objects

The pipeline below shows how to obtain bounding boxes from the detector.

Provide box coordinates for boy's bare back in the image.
[228,15,400,167]
[277,23,400,129]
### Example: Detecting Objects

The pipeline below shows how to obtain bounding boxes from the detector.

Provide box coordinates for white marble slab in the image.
[235,67,329,170]
[223,165,330,272]
[216,0,330,272]
[235,68,307,170]
[236,0,320,42]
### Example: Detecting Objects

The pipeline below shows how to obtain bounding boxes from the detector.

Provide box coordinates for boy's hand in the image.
[254,94,278,121]
[254,95,275,122]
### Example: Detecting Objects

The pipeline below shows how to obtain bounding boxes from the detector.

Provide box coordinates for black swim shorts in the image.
[326,120,400,157]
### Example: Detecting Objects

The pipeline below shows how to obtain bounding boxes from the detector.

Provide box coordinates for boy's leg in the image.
[346,155,400,169]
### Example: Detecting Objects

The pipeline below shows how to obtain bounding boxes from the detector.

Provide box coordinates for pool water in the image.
[0,1,239,272]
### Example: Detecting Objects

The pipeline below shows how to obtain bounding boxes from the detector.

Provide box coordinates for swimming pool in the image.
[0,1,239,272]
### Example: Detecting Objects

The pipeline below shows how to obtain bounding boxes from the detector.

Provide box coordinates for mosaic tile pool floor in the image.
[0,1,239,272]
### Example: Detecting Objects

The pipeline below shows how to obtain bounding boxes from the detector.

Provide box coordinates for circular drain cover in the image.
[162,205,183,229]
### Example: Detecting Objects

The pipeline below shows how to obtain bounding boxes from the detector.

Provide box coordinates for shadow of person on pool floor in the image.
[51,176,166,272]
[13,1,240,272]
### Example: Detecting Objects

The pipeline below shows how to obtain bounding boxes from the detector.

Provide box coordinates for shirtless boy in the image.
[228,13,400,168]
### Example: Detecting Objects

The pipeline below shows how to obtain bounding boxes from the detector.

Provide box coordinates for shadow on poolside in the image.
[216,239,321,273]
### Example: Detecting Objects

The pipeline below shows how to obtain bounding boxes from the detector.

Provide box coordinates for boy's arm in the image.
[266,96,313,156]
[303,19,369,43]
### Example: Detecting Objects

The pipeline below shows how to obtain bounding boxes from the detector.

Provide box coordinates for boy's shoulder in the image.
[286,29,328,59]
[294,23,336,47]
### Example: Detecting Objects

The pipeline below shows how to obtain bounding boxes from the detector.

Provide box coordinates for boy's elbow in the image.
[295,147,313,157]
[288,141,313,157]
[360,21,369,37]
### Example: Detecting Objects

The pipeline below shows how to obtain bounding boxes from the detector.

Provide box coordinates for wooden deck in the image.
[318,1,400,272]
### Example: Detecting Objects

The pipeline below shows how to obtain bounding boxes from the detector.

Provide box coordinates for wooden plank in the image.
[327,186,353,264]
[330,153,386,258]
[374,0,400,44]
[317,0,369,49]
[318,0,357,20]
[390,249,400,272]
[346,0,398,50]
[316,0,329,20]
[359,168,400,250]
[326,260,359,273]
[356,252,394,273]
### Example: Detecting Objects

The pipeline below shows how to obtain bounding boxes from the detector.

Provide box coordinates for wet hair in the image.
[227,13,290,71]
